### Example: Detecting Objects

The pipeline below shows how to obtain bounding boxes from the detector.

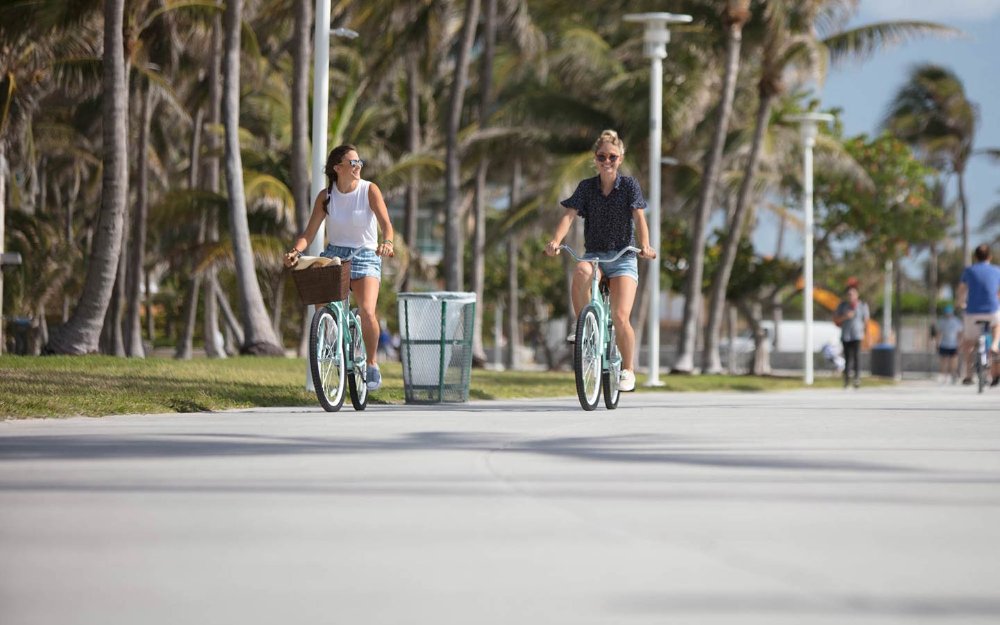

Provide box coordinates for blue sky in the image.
[757,0,1000,261]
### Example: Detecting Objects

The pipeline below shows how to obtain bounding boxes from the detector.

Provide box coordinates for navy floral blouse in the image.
[560,174,647,255]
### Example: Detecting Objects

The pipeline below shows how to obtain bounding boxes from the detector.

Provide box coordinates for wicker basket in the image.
[290,260,352,305]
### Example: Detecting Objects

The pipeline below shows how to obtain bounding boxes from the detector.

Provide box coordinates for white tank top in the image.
[325,179,377,249]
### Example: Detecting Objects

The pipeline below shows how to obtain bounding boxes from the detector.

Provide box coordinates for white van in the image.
[725,320,841,353]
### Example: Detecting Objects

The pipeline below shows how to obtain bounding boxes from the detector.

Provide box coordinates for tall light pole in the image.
[624,12,691,387]
[786,112,833,385]
[306,1,357,389]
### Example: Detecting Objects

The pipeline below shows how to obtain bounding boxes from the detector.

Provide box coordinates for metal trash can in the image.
[398,292,476,404]
[870,343,895,378]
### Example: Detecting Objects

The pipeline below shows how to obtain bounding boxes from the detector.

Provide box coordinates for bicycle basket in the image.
[291,260,352,305]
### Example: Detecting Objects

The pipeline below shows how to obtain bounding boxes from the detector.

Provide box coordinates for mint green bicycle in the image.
[308,250,368,412]
[559,245,640,411]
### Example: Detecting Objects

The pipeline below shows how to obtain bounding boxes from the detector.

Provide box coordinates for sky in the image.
[755,0,1000,263]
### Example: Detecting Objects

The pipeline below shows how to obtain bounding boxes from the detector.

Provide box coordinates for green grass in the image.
[0,355,889,419]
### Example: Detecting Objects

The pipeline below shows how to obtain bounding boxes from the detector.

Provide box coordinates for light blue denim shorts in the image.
[322,244,381,281]
[586,250,639,282]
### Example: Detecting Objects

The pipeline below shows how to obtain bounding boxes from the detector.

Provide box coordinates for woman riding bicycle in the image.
[544,129,656,392]
[284,144,395,391]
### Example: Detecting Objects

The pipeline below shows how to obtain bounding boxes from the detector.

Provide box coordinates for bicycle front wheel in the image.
[347,311,369,411]
[603,324,621,410]
[310,306,346,412]
[574,305,602,411]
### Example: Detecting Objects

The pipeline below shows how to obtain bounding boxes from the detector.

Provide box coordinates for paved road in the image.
[1,383,998,624]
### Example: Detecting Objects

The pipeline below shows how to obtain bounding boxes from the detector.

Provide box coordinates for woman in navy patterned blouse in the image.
[544,130,656,392]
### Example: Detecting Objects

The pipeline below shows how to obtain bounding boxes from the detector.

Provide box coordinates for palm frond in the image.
[824,21,962,67]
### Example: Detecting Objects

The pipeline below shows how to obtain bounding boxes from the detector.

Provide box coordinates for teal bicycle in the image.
[308,250,368,412]
[972,319,993,394]
[559,245,640,411]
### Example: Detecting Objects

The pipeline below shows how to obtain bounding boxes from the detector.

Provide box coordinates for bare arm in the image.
[544,208,578,256]
[368,183,395,257]
[631,208,656,259]
[284,191,329,267]
[956,282,968,310]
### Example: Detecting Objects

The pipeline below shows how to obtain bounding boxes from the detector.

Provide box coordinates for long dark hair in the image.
[324,144,357,184]
[322,144,357,212]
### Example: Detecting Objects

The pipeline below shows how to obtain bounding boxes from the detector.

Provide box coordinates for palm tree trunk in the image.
[703,92,774,373]
[673,4,748,373]
[443,0,481,291]
[222,0,283,355]
[47,0,129,355]
[125,84,153,358]
[470,0,496,365]
[957,168,969,263]
[176,107,205,360]
[291,0,312,356]
[203,12,224,359]
[290,0,311,233]
[0,147,5,353]
[506,157,522,370]
[403,53,421,293]
[214,280,244,346]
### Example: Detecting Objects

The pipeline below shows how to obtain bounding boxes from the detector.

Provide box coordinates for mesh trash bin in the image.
[398,292,476,404]
[871,343,895,378]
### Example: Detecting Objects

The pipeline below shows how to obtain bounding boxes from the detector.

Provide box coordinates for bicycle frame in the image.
[309,248,368,411]
[559,245,640,410]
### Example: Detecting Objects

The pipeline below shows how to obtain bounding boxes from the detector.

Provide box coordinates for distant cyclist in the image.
[957,244,1000,387]
[544,129,656,392]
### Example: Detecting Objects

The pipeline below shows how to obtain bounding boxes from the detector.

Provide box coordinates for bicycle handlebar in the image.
[557,245,642,263]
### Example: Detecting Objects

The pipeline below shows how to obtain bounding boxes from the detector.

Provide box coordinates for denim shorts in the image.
[585,250,638,282]
[321,244,381,281]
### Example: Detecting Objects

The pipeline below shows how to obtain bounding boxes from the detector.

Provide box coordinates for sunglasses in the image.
[595,153,619,163]
[342,158,365,168]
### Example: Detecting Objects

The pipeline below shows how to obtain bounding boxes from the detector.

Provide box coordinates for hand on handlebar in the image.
[544,240,561,257]
[638,245,657,259]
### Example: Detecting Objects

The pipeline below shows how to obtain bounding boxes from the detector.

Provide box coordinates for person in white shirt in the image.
[933,303,963,384]
[284,144,395,391]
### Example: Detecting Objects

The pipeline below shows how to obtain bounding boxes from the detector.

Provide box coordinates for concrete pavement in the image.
[1,382,998,624]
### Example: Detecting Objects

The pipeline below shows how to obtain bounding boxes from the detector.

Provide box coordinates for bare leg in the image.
[351,277,381,366]
[609,276,638,371]
[571,261,595,320]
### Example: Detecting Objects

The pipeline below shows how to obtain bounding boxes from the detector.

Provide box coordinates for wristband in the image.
[382,240,393,245]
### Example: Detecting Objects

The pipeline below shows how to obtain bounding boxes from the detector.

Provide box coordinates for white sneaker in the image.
[566,332,576,343]
[366,364,382,391]
[619,369,636,392]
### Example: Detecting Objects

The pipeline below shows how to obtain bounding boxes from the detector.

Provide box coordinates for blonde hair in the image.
[593,129,625,154]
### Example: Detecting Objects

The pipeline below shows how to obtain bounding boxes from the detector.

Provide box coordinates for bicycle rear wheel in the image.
[977,347,987,394]
[347,311,369,411]
[603,324,620,409]
[574,305,601,411]
[310,307,346,411]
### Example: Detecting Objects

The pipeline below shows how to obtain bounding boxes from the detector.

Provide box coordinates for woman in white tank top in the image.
[283,145,395,391]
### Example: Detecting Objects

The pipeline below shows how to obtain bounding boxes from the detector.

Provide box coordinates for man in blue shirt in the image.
[958,244,1000,386]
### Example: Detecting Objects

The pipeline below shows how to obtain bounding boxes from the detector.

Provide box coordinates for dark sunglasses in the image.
[595,153,619,163]
[342,158,365,168]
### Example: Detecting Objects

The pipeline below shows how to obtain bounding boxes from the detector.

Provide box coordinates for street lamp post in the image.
[624,12,691,387]
[306,0,357,390]
[786,112,833,385]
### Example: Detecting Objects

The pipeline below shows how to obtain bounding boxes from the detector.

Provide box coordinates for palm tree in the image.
[470,0,498,365]
[221,0,283,354]
[672,0,753,374]
[443,0,481,291]
[47,0,130,355]
[882,64,976,262]
[699,0,958,373]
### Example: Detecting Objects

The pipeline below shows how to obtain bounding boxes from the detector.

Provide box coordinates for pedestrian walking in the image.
[932,303,962,384]
[833,282,870,389]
